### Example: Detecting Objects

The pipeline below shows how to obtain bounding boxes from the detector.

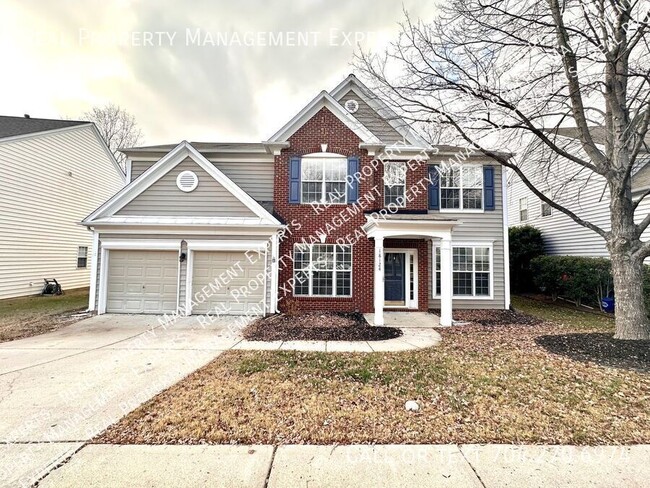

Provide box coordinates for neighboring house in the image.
[507,127,650,257]
[83,75,510,326]
[0,115,125,300]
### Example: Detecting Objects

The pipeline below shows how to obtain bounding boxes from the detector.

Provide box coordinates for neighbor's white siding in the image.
[507,157,650,257]
[0,125,124,299]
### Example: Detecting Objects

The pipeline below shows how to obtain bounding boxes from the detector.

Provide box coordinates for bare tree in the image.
[81,103,143,170]
[357,0,650,339]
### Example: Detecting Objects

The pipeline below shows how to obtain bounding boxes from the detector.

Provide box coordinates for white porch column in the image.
[373,236,385,326]
[440,236,453,326]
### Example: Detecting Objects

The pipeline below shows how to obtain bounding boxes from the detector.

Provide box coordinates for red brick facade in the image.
[274,107,430,313]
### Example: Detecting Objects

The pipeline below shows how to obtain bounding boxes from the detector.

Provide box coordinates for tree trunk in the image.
[609,248,650,340]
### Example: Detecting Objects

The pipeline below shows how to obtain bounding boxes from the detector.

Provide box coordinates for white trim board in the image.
[83,141,280,225]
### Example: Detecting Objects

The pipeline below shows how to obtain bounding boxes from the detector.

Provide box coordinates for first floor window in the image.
[301,156,347,204]
[433,245,491,297]
[77,246,88,268]
[293,244,352,296]
[519,197,529,221]
[384,161,406,207]
[440,164,483,210]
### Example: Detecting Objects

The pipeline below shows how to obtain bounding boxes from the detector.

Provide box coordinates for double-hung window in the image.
[77,246,88,268]
[293,244,352,297]
[383,161,406,207]
[301,156,347,204]
[433,244,492,297]
[519,197,529,221]
[540,195,552,217]
[440,164,483,210]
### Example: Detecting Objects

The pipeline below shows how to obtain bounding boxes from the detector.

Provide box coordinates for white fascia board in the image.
[329,76,429,147]
[186,240,268,251]
[100,239,181,250]
[83,141,280,226]
[266,90,380,144]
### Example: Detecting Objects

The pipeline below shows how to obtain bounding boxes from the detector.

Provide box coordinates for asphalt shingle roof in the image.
[0,115,89,140]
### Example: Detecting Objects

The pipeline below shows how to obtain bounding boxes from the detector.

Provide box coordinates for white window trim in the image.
[77,246,88,269]
[439,164,485,213]
[293,243,352,297]
[540,196,552,217]
[383,162,407,208]
[300,154,348,205]
[519,197,529,221]
[384,248,418,309]
[432,241,494,300]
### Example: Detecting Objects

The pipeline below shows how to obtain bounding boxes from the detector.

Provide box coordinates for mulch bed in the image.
[242,311,403,341]
[430,308,543,327]
[536,332,650,373]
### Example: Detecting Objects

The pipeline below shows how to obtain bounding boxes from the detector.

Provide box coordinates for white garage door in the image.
[191,251,265,315]
[107,250,178,314]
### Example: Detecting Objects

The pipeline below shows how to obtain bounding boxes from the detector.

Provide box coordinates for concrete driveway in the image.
[0,314,247,487]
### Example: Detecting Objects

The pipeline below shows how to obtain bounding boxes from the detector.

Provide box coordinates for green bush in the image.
[530,255,613,309]
[509,225,545,293]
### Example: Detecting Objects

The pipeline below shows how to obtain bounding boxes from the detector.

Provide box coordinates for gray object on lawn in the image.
[41,278,62,296]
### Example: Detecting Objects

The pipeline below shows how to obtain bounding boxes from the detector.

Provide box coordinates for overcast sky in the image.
[0,0,436,145]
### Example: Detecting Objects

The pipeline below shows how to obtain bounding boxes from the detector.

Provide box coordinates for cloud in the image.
[0,0,436,144]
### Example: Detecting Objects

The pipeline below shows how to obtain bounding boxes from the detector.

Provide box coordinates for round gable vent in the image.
[176,170,198,192]
[344,99,359,114]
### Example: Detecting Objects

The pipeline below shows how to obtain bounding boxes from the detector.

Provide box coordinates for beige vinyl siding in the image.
[130,154,274,202]
[0,125,124,300]
[429,164,506,309]
[338,89,404,143]
[117,158,256,217]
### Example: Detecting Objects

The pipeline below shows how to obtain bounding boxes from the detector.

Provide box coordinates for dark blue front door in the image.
[384,252,405,302]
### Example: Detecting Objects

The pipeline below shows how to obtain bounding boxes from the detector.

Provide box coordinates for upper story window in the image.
[440,164,483,210]
[301,155,347,204]
[519,197,529,221]
[540,195,552,217]
[384,161,406,207]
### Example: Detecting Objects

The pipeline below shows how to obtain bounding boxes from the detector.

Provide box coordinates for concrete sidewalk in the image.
[36,443,650,487]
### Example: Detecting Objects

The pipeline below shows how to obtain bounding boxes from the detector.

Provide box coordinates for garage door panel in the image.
[107,250,178,314]
[191,251,265,315]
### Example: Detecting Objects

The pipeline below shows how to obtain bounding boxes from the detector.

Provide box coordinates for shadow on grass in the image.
[536,333,650,373]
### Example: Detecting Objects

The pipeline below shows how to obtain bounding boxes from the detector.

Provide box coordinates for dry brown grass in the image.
[96,298,649,446]
[0,288,90,343]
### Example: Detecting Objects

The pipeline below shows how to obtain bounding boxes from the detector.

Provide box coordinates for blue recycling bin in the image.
[601,297,615,313]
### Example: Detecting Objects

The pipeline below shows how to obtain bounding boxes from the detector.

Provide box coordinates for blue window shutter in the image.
[428,165,440,210]
[289,157,301,204]
[347,156,359,203]
[484,165,495,210]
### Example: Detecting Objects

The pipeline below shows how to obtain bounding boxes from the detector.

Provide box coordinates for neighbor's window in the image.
[384,161,406,207]
[293,244,352,297]
[433,245,491,297]
[519,197,529,221]
[540,196,552,217]
[77,246,88,268]
[301,157,347,204]
[440,164,483,210]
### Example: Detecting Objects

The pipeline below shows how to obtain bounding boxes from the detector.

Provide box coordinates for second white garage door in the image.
[191,251,265,314]
[106,250,178,314]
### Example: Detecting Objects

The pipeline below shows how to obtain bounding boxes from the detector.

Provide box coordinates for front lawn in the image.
[96,297,650,445]
[0,288,90,342]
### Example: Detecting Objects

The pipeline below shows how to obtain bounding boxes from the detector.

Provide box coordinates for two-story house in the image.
[0,115,125,300]
[507,127,650,257]
[83,75,510,326]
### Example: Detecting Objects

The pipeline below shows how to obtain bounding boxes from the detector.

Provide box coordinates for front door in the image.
[384,252,405,305]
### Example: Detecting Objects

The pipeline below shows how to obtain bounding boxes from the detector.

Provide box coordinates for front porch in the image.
[362,214,459,327]
[363,312,440,328]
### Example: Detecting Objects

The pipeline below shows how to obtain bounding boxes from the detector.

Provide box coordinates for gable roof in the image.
[329,74,429,148]
[83,141,281,226]
[0,115,89,141]
[265,90,381,144]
